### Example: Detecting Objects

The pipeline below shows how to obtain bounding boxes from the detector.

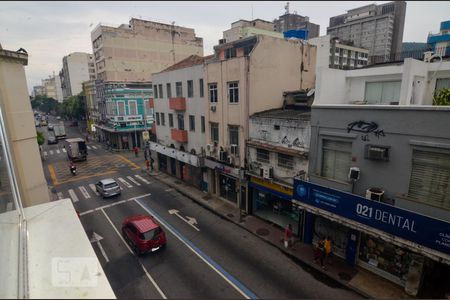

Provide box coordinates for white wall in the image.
[66,53,93,96]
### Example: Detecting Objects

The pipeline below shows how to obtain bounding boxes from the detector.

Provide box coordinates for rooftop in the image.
[157,55,213,73]
[251,108,311,120]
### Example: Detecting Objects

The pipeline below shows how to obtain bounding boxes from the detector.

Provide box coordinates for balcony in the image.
[171,128,188,143]
[169,97,186,111]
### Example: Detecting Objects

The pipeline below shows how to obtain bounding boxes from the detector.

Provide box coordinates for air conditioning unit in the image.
[219,150,228,162]
[260,166,274,179]
[365,145,389,161]
[348,167,360,181]
[230,144,239,156]
[366,187,384,202]
[210,105,217,112]
[206,144,213,152]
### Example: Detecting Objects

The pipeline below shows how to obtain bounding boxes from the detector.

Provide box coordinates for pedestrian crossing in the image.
[58,174,152,203]
[43,144,98,157]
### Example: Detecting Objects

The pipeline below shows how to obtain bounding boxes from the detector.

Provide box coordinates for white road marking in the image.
[168,209,200,231]
[135,174,150,184]
[62,148,66,153]
[49,150,54,155]
[44,151,48,156]
[89,184,100,196]
[68,189,79,203]
[165,188,173,192]
[90,232,109,263]
[127,176,141,186]
[56,149,60,154]
[79,186,91,199]
[100,207,166,299]
[92,145,97,149]
[135,199,253,299]
[57,192,64,200]
[79,193,151,216]
[117,177,133,188]
[87,145,92,150]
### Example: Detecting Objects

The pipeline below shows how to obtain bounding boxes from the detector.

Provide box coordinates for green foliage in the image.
[31,95,58,113]
[433,88,450,106]
[31,93,86,120]
[36,131,45,145]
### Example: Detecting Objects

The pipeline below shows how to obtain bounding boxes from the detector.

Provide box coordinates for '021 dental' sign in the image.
[293,179,450,255]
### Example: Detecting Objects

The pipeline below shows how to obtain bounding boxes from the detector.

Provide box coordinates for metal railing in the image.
[368,46,450,65]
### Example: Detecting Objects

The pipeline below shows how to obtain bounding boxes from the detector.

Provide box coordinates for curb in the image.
[145,170,371,298]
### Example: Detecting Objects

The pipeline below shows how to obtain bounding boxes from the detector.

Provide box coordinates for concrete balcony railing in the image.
[169,97,186,111]
[171,128,188,143]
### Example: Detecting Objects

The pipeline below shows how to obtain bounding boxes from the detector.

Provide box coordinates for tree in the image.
[433,88,450,106]
[36,131,45,145]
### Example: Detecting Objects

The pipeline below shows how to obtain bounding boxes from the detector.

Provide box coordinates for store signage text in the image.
[294,179,450,255]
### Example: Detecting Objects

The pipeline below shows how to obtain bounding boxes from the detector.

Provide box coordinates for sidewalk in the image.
[111,151,410,299]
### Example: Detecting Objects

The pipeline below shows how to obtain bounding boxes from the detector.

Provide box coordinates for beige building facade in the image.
[0,47,50,207]
[82,80,97,133]
[204,34,316,209]
[91,18,204,82]
[60,52,95,100]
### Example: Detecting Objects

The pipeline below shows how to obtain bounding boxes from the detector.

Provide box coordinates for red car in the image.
[122,215,167,255]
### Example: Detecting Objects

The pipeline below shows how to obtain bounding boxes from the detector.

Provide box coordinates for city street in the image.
[38,116,362,299]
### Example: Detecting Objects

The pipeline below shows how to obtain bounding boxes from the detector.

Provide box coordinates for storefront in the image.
[219,172,238,204]
[248,176,302,236]
[157,153,167,172]
[312,216,349,258]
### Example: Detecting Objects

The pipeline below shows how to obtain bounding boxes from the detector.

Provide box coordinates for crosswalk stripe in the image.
[135,174,150,184]
[79,186,91,199]
[44,151,48,156]
[87,145,92,150]
[127,176,141,186]
[118,177,133,188]
[89,184,100,196]
[57,192,64,200]
[92,145,97,149]
[56,149,61,154]
[62,148,66,153]
[68,189,79,203]
[49,150,54,155]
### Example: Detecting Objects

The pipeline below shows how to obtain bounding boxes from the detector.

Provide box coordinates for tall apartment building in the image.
[427,20,450,57]
[32,85,45,97]
[91,18,204,82]
[327,1,406,58]
[222,19,282,43]
[59,52,95,100]
[41,74,63,102]
[273,3,320,38]
[203,33,316,209]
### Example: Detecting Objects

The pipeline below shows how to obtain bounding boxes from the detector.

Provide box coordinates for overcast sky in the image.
[1,1,449,94]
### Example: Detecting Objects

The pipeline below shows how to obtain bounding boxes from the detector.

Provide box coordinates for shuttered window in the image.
[365,81,401,104]
[408,149,450,210]
[321,139,352,182]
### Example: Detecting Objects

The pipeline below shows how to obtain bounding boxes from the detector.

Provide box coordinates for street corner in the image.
[114,154,142,170]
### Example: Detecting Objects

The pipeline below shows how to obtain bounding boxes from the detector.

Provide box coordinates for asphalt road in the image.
[38,114,362,299]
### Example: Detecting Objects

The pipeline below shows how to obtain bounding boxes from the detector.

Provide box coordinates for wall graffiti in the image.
[347,120,385,142]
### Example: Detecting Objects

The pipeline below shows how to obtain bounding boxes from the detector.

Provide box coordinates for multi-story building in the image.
[59,52,95,100]
[273,3,320,38]
[82,80,97,133]
[94,81,153,150]
[327,1,406,59]
[292,56,450,297]
[149,55,211,190]
[91,18,204,82]
[32,85,45,97]
[246,91,312,235]
[203,33,316,210]
[41,74,63,102]
[310,35,369,70]
[222,19,282,43]
[427,20,450,57]
[0,45,114,298]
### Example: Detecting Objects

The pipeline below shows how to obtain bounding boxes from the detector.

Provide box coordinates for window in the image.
[278,153,294,169]
[209,83,218,103]
[229,125,239,146]
[408,149,450,210]
[365,81,401,104]
[187,80,194,98]
[189,115,195,131]
[210,122,219,143]
[199,79,204,97]
[201,116,205,133]
[155,112,160,125]
[435,78,450,95]
[321,139,352,182]
[256,148,270,164]
[225,47,236,59]
[176,81,183,97]
[144,100,150,115]
[158,84,163,99]
[166,83,172,98]
[168,113,174,127]
[160,113,165,126]
[228,81,239,103]
[274,125,280,130]
[128,101,137,115]
[154,85,159,98]
[117,101,125,115]
[177,114,184,130]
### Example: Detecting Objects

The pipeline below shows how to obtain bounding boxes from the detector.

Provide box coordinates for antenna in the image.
[285,2,290,14]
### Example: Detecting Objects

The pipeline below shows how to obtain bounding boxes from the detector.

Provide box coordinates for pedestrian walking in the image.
[145,159,150,171]
[284,224,293,248]
[314,239,325,269]
[133,146,139,157]
[324,236,333,265]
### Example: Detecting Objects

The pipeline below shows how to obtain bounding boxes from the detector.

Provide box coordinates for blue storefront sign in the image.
[293,179,450,255]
